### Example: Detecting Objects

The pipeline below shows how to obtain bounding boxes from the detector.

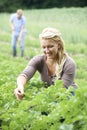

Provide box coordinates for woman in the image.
[14,27,78,100]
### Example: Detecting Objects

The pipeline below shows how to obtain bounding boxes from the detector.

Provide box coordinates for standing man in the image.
[10,9,26,57]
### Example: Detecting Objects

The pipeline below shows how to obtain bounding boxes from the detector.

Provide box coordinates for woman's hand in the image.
[15,75,27,100]
[14,87,24,100]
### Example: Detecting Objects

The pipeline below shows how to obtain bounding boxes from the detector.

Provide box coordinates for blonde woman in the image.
[14,27,78,100]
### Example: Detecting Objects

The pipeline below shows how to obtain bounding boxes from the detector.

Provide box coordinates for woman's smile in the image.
[41,39,58,59]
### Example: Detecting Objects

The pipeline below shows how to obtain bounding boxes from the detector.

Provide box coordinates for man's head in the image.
[17,9,23,19]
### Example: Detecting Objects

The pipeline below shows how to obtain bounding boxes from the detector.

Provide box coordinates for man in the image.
[10,9,26,57]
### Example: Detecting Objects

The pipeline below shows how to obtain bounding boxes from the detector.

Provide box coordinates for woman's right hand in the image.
[14,87,24,100]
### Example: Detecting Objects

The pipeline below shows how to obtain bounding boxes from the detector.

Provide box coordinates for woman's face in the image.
[41,39,59,59]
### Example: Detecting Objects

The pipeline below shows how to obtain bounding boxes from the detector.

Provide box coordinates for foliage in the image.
[0,78,87,130]
[0,0,87,12]
[0,0,23,13]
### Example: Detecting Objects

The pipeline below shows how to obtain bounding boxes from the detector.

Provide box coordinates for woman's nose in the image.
[45,47,49,53]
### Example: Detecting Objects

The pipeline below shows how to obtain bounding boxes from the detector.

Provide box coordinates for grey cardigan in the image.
[20,55,78,88]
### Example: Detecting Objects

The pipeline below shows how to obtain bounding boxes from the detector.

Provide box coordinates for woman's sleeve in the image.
[61,58,76,88]
[20,56,41,81]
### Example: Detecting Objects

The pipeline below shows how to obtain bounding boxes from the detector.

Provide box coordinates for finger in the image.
[14,88,23,95]
[16,95,22,100]
[17,93,25,100]
[14,91,23,100]
[14,88,24,100]
[18,89,24,95]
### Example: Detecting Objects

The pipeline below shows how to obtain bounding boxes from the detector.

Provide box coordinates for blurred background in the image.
[0,0,87,12]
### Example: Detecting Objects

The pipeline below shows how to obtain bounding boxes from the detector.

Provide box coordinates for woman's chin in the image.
[47,56,54,59]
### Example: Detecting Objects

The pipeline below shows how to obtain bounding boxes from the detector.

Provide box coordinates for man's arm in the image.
[18,26,25,42]
[9,14,15,31]
[10,21,15,31]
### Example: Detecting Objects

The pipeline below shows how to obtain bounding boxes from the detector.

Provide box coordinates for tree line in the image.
[0,0,87,12]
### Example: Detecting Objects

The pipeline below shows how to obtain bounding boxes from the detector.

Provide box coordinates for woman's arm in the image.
[61,58,76,88]
[14,56,41,100]
[14,75,27,100]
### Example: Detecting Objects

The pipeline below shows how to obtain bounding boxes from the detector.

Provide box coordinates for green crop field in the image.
[0,7,87,130]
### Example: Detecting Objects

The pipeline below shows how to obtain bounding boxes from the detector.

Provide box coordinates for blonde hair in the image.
[17,9,23,15]
[39,27,67,64]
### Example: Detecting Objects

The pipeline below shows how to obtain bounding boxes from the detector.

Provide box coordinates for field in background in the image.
[0,7,87,85]
[0,7,87,44]
[0,7,87,129]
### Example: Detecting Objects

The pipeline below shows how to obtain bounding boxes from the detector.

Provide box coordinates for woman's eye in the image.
[48,45,54,48]
[42,46,45,49]
[42,45,54,49]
